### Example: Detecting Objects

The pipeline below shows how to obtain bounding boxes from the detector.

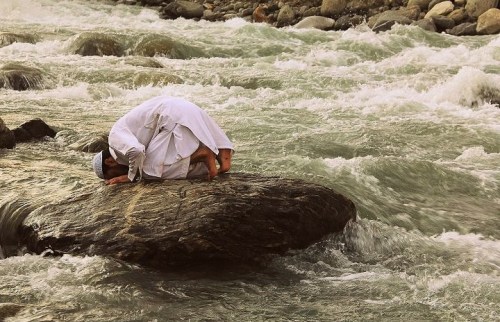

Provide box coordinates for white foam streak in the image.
[434,232,500,270]
[429,66,500,106]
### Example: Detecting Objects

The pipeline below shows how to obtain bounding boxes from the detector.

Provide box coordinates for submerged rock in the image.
[19,173,356,269]
[132,34,205,59]
[0,32,37,48]
[69,32,125,57]
[0,63,44,91]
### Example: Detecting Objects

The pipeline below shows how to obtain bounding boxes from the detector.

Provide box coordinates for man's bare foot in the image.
[190,145,218,180]
[217,149,232,174]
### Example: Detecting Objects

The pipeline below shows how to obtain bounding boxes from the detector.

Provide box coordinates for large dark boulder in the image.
[0,118,15,149]
[12,118,57,143]
[18,174,356,269]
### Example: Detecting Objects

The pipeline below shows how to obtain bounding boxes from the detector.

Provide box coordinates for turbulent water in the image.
[0,0,499,320]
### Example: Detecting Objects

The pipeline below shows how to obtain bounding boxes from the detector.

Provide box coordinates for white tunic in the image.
[108,96,233,181]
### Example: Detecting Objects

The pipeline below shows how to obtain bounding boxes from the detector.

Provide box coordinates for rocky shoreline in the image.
[115,0,500,35]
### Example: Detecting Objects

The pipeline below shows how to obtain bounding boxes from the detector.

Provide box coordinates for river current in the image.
[0,0,499,321]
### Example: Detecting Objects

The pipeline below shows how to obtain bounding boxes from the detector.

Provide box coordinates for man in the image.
[92,96,233,184]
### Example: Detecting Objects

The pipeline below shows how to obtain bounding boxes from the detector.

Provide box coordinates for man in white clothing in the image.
[92,96,233,184]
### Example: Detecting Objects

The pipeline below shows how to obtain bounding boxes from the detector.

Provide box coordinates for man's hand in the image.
[105,175,131,185]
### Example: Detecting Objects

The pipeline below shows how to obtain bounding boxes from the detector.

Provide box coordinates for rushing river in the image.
[1,0,499,320]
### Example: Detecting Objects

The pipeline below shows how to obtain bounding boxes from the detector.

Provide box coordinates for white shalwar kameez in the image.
[108,96,233,181]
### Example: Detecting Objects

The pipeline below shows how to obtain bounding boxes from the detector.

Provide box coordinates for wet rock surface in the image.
[0,63,44,91]
[0,118,15,149]
[19,173,357,270]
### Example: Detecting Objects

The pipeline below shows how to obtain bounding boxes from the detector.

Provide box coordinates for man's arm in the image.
[109,127,146,182]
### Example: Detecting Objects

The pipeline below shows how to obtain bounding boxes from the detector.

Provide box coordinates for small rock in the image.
[372,10,413,32]
[432,15,455,31]
[412,18,437,32]
[465,0,498,19]
[320,0,347,17]
[476,8,500,34]
[397,5,421,21]
[161,0,204,19]
[428,0,448,11]
[253,5,269,23]
[446,22,477,36]
[276,5,295,27]
[407,0,432,10]
[447,8,468,24]
[424,1,454,19]
[334,14,364,30]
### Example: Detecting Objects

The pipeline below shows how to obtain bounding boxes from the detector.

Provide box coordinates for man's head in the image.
[92,149,128,180]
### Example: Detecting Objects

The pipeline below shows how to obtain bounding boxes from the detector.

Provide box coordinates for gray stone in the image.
[277,4,295,27]
[18,173,357,269]
[447,8,468,24]
[466,0,498,19]
[294,16,336,30]
[320,0,346,17]
[428,0,448,11]
[432,15,455,31]
[424,1,454,18]
[446,22,477,36]
[346,0,387,13]
[412,18,437,32]
[407,0,432,10]
[397,5,421,20]
[0,118,15,149]
[161,0,204,19]
[476,8,500,34]
[372,10,413,32]
[334,14,364,30]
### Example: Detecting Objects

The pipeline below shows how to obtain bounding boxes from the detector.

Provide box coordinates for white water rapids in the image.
[0,0,499,320]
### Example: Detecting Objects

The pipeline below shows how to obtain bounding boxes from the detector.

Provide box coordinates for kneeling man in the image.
[92,96,233,184]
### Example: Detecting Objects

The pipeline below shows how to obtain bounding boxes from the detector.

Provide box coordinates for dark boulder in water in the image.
[69,32,125,57]
[0,63,44,91]
[13,118,57,143]
[19,173,356,270]
[0,118,15,149]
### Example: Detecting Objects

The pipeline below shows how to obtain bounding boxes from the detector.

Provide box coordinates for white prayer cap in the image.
[92,151,105,179]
